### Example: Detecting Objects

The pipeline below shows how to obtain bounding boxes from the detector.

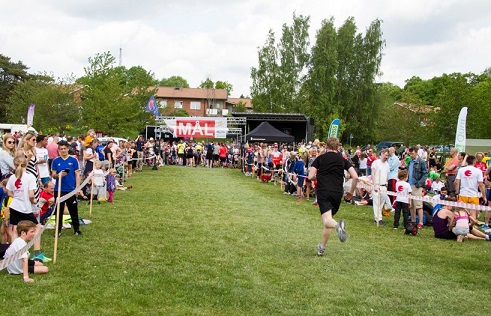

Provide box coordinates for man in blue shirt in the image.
[51,141,82,236]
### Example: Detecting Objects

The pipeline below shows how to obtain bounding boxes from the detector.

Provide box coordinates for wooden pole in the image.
[53,175,62,264]
[89,173,94,218]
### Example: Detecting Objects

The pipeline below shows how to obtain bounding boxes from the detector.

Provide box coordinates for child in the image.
[293,153,306,201]
[92,161,106,203]
[7,155,50,262]
[38,181,55,225]
[4,220,48,282]
[1,178,12,244]
[431,177,445,194]
[393,170,412,229]
[452,207,470,242]
[106,168,117,202]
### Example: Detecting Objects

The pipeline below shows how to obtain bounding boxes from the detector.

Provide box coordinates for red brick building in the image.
[154,86,228,116]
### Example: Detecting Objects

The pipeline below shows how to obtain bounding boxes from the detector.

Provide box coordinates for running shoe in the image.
[317,243,325,256]
[336,219,347,242]
[74,230,83,236]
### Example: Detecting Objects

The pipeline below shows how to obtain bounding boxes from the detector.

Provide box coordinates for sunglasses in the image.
[6,141,15,144]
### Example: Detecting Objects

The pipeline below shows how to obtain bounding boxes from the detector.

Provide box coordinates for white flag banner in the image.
[455,107,467,153]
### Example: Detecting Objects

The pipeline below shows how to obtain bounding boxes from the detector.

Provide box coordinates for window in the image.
[174,101,183,109]
[190,101,201,110]
[159,100,167,108]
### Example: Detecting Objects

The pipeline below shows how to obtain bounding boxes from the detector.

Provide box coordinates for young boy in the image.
[4,220,49,282]
[393,170,412,229]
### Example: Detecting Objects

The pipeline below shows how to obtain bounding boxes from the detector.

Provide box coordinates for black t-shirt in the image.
[104,146,113,161]
[312,151,353,193]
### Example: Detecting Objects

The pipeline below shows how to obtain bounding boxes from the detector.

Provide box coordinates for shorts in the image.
[317,191,342,216]
[458,196,479,205]
[410,186,423,210]
[28,259,36,273]
[219,157,226,163]
[435,231,457,240]
[297,176,305,187]
[9,208,39,226]
[452,227,469,236]
[487,188,491,202]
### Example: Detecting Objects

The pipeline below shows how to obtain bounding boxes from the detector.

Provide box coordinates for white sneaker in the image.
[336,219,347,242]
[317,243,325,256]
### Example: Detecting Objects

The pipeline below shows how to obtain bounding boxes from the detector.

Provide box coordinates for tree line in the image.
[250,13,491,146]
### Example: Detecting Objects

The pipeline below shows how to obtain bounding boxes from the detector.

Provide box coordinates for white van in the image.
[98,137,128,146]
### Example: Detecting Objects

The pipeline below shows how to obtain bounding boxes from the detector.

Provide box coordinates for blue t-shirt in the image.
[52,156,80,192]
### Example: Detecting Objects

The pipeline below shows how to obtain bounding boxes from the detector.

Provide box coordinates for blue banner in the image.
[328,118,340,138]
[145,96,160,117]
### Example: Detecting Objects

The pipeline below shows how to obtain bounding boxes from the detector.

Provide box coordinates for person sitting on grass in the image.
[432,198,491,241]
[4,220,49,282]
[451,206,470,242]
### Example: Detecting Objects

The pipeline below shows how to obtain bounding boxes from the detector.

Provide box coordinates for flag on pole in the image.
[27,104,35,126]
[328,118,340,138]
[454,107,467,153]
[145,96,160,117]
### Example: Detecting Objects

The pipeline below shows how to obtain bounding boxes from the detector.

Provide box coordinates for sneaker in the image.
[485,234,491,241]
[317,243,325,256]
[74,230,83,236]
[417,223,424,229]
[482,224,489,229]
[393,226,398,230]
[32,253,52,263]
[378,220,387,226]
[336,219,347,242]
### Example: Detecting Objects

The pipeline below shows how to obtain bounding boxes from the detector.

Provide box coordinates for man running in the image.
[308,137,358,256]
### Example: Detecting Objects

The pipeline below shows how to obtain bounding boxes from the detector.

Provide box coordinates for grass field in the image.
[2,165,490,315]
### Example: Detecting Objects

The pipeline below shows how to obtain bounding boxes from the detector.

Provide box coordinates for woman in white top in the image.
[0,134,17,179]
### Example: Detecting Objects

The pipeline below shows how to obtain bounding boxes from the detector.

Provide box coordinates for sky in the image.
[1,0,491,98]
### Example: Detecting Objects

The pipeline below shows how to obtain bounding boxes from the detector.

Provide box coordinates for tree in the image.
[6,74,80,134]
[303,17,338,138]
[250,30,281,112]
[0,54,34,122]
[159,75,189,88]
[277,13,310,112]
[77,52,156,136]
[215,80,233,94]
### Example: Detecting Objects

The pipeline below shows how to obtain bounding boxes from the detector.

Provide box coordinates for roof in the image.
[245,121,295,142]
[154,86,228,100]
[233,112,309,122]
[394,102,439,114]
[227,97,253,109]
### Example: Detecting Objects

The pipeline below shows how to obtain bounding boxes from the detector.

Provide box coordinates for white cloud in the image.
[1,0,490,96]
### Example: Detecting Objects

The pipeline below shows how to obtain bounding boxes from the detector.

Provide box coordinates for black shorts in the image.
[28,259,36,273]
[317,191,343,216]
[435,231,457,240]
[219,157,226,163]
[9,208,39,226]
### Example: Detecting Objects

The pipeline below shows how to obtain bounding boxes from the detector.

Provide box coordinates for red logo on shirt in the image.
[397,185,403,192]
[464,170,472,177]
[15,179,22,189]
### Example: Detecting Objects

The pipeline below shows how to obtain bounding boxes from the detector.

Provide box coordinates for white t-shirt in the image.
[5,237,29,274]
[456,165,483,197]
[36,147,50,178]
[371,159,389,186]
[93,169,105,186]
[6,172,37,214]
[395,181,412,203]
[431,181,445,193]
[359,158,367,169]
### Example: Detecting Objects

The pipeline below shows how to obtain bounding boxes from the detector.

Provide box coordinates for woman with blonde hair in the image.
[0,134,17,179]
[17,133,40,214]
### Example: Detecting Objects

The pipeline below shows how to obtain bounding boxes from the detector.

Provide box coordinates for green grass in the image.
[2,165,491,315]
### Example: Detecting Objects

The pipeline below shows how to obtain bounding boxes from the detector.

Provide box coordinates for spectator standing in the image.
[35,134,50,185]
[454,155,486,219]
[387,147,400,204]
[407,146,428,229]
[0,134,16,179]
[51,141,83,236]
[444,148,459,196]
[371,148,390,226]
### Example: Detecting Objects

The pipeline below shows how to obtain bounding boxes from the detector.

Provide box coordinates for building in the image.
[154,86,229,117]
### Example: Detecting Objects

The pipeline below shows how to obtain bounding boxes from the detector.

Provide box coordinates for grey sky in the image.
[1,0,490,97]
